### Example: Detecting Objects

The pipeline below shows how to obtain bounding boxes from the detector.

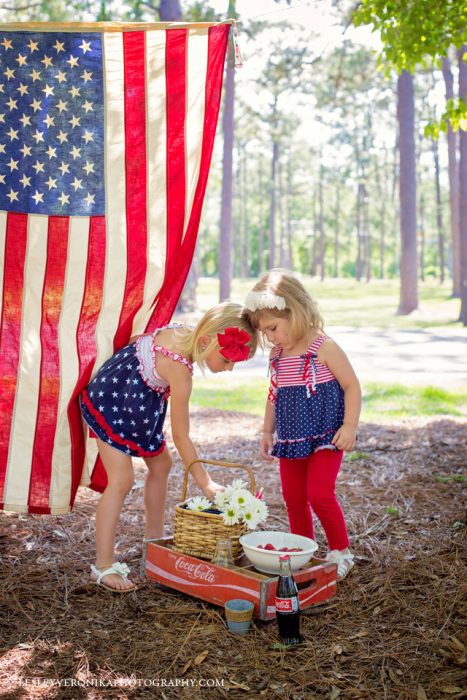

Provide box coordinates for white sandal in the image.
[90,562,138,593]
[325,550,355,581]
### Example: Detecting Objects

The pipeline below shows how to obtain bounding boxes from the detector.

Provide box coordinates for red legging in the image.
[279,449,349,551]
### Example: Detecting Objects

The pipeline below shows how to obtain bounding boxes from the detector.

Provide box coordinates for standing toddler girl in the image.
[81,302,256,592]
[244,269,361,580]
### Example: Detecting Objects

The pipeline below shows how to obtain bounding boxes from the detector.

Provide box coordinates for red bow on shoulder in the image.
[217,327,251,362]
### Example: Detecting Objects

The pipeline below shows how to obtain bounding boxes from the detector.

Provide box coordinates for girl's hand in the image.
[332,424,357,452]
[260,432,275,460]
[202,480,224,501]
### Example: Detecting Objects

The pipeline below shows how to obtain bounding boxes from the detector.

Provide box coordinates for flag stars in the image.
[30,98,42,112]
[3,67,15,80]
[57,130,68,144]
[7,189,19,202]
[43,114,55,128]
[42,84,55,97]
[45,176,57,190]
[69,85,80,98]
[19,174,31,188]
[27,39,39,53]
[83,130,93,144]
[7,157,19,171]
[0,174,5,184]
[0,143,5,154]
[58,161,70,175]
[7,127,18,141]
[19,113,32,127]
[56,99,68,113]
[67,55,79,68]
[41,55,53,68]
[0,113,4,123]
[32,129,44,144]
[84,192,95,206]
[32,160,45,174]
[71,177,83,191]
[53,40,65,53]
[32,190,44,205]
[69,115,80,128]
[83,161,94,175]
[6,97,18,110]
[46,145,57,159]
[58,191,70,206]
[81,69,92,82]
[56,70,67,83]
[79,40,92,53]
[20,144,32,157]
[82,100,93,113]
[70,145,81,159]
[15,53,27,66]
[16,83,29,96]
[1,38,13,50]
[30,69,41,82]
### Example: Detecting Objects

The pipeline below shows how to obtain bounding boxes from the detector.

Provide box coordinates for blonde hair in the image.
[245,268,323,341]
[175,301,258,367]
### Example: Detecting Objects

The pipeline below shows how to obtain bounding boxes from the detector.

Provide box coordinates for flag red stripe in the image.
[113,31,148,350]
[0,213,28,507]
[148,25,229,327]
[68,216,107,503]
[27,216,69,513]
[164,29,187,281]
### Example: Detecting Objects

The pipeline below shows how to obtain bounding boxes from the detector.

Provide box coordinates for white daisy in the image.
[242,509,261,530]
[186,496,212,512]
[222,506,240,526]
[230,478,248,490]
[254,498,268,522]
[214,490,229,510]
[230,488,251,511]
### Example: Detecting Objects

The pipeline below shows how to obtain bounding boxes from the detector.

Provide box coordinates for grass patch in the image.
[195,276,462,329]
[191,378,467,419]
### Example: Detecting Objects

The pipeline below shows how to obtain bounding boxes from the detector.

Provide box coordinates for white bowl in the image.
[239,530,318,574]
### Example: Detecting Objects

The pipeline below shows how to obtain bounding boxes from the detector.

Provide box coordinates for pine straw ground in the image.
[0,409,466,700]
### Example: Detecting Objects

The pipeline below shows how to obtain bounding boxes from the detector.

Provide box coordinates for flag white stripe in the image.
[4,215,47,507]
[132,29,168,336]
[183,29,209,240]
[50,217,90,510]
[93,31,128,373]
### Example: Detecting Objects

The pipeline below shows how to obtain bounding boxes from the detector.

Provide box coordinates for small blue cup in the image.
[225,598,254,636]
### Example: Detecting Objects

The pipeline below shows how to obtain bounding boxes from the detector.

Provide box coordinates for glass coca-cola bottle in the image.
[275,554,301,645]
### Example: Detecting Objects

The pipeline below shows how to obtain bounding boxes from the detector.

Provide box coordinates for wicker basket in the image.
[173,459,256,561]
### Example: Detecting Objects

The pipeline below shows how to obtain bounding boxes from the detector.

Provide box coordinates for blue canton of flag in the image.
[0,32,104,215]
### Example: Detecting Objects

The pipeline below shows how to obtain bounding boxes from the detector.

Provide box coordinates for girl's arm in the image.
[260,398,276,460]
[161,359,223,499]
[319,338,361,452]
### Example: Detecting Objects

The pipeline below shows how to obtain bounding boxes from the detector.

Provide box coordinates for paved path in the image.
[234,326,467,388]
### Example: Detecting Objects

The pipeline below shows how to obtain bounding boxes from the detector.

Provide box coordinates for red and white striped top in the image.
[268,335,336,402]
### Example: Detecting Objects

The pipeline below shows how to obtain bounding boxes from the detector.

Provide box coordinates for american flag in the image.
[0,22,230,514]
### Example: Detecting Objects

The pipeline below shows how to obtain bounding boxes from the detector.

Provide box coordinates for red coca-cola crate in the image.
[143,537,337,621]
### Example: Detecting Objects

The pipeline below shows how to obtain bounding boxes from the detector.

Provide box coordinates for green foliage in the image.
[353,0,467,133]
[354,0,466,71]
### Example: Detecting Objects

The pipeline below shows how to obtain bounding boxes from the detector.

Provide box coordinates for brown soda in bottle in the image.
[275,554,301,645]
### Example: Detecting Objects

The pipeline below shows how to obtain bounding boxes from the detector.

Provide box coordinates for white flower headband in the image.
[244,291,287,312]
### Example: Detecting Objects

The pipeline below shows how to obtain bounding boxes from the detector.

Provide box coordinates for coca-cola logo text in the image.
[175,557,216,584]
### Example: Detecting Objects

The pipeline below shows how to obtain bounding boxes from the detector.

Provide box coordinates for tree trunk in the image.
[243,145,250,276]
[311,186,318,276]
[419,193,425,282]
[159,0,181,20]
[269,139,279,268]
[278,156,286,267]
[319,163,325,281]
[334,183,340,277]
[458,47,467,325]
[355,183,363,281]
[286,156,293,270]
[432,134,445,283]
[397,70,418,314]
[219,60,235,300]
[258,159,264,275]
[442,56,461,297]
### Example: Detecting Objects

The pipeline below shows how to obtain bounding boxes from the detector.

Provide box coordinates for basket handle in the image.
[181,459,256,501]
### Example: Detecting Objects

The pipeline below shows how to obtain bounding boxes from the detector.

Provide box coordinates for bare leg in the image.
[143,448,173,539]
[90,438,136,591]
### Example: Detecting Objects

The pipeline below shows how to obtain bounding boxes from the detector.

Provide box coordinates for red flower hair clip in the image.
[217,327,251,362]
